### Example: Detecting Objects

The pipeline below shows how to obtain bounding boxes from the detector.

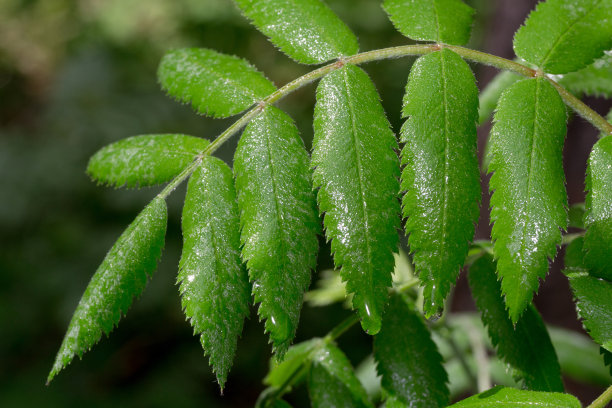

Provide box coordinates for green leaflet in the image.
[87,134,209,188]
[478,70,521,125]
[383,0,474,45]
[178,157,250,389]
[565,269,612,353]
[312,64,400,335]
[264,338,321,388]
[373,293,449,407]
[158,48,276,118]
[48,197,167,383]
[234,106,320,356]
[561,53,612,98]
[307,342,373,408]
[448,386,581,408]
[564,236,585,268]
[488,77,568,323]
[468,255,564,392]
[583,136,612,281]
[232,0,359,64]
[513,0,612,74]
[401,49,480,317]
[568,203,586,229]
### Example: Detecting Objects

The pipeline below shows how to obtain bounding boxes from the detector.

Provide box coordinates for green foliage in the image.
[264,339,321,389]
[562,54,612,98]
[488,77,568,323]
[232,0,359,64]
[478,70,521,125]
[401,49,480,317]
[374,293,449,407]
[234,106,320,355]
[48,197,167,383]
[158,48,276,118]
[178,157,250,389]
[312,64,400,335]
[448,386,581,408]
[383,0,474,45]
[87,134,209,188]
[584,135,612,280]
[468,255,564,391]
[514,0,612,74]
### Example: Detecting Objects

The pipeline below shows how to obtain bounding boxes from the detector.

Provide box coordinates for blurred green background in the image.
[1,0,610,406]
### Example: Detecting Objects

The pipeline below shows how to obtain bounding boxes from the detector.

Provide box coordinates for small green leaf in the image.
[87,134,209,188]
[565,269,612,353]
[178,157,250,389]
[312,64,400,335]
[48,197,167,383]
[401,49,480,317]
[234,106,320,355]
[232,0,359,64]
[374,293,449,407]
[158,48,276,118]
[383,0,474,45]
[478,70,521,125]
[488,77,568,323]
[513,0,612,74]
[468,255,564,392]
[583,135,612,281]
[264,339,321,389]
[561,53,612,98]
[448,386,581,408]
[568,203,586,229]
[564,236,585,268]
[308,343,373,408]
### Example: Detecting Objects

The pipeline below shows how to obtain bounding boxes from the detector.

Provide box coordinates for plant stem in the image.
[325,313,360,343]
[588,385,612,408]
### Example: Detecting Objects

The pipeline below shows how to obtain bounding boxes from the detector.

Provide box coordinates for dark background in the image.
[1,0,610,406]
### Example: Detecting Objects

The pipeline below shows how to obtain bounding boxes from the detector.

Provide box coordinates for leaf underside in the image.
[312,64,400,335]
[87,134,209,188]
[513,0,612,74]
[562,53,612,98]
[401,49,480,317]
[468,255,564,392]
[234,106,320,356]
[307,342,373,408]
[178,157,250,389]
[48,197,167,383]
[448,386,581,408]
[583,135,612,281]
[374,293,449,407]
[232,0,359,64]
[488,77,567,323]
[158,48,276,118]
[383,0,474,45]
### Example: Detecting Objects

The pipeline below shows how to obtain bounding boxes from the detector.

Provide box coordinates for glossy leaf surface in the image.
[312,64,400,335]
[48,197,167,382]
[401,49,480,317]
[234,106,320,355]
[233,0,359,64]
[158,48,276,118]
[383,0,474,45]
[513,0,612,74]
[468,255,564,391]
[374,293,449,407]
[562,53,612,98]
[488,78,567,323]
[87,134,209,188]
[448,386,581,408]
[583,136,612,280]
[308,342,373,408]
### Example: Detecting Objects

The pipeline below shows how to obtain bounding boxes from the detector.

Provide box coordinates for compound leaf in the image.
[233,0,359,64]
[488,77,567,323]
[312,64,400,335]
[158,48,276,118]
[234,106,320,356]
[87,134,209,188]
[374,293,449,407]
[401,49,480,317]
[583,135,612,281]
[383,0,474,45]
[561,53,612,98]
[513,0,612,74]
[468,255,564,392]
[308,342,373,408]
[448,386,581,408]
[178,157,250,389]
[48,197,167,383]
